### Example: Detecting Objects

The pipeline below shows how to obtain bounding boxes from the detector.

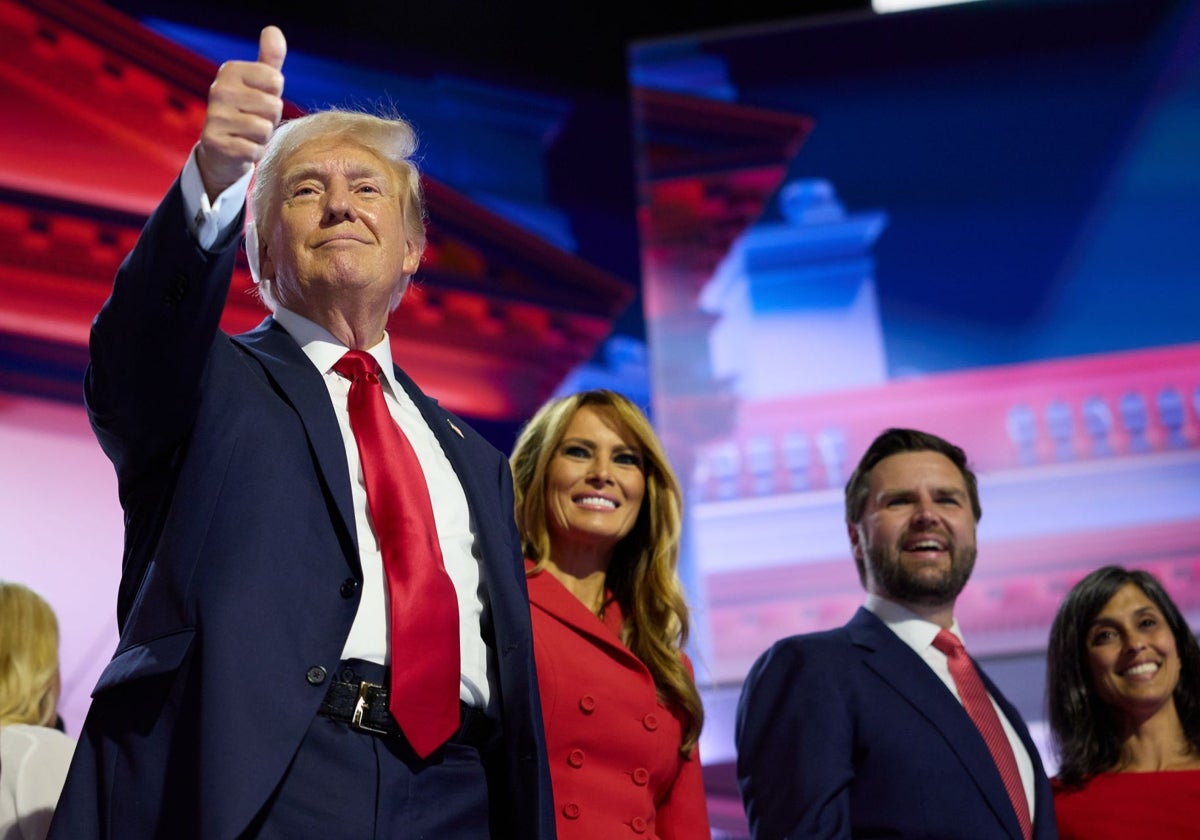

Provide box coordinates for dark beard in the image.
[867,543,977,607]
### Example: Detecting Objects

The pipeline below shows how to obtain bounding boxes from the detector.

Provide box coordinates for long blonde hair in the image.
[0,582,60,727]
[510,389,703,752]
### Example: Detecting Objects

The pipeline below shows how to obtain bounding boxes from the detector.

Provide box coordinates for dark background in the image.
[103,1,869,97]
[100,0,871,341]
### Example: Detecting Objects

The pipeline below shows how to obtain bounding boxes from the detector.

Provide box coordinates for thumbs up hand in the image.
[196,26,287,201]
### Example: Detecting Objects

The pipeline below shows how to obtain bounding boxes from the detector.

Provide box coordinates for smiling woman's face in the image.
[545,406,646,562]
[1086,582,1181,721]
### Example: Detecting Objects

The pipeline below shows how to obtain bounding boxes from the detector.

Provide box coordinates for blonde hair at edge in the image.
[246,108,427,312]
[510,389,703,754]
[0,582,60,727]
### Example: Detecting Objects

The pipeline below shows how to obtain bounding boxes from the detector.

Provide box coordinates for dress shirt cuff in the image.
[181,145,253,252]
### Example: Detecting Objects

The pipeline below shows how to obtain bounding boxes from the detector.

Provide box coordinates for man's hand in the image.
[195,26,287,202]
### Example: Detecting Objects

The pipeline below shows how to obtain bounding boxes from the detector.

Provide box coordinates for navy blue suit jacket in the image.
[49,180,555,839]
[735,607,1057,840]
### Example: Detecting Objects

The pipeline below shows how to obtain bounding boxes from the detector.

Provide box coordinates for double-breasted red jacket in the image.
[526,562,710,839]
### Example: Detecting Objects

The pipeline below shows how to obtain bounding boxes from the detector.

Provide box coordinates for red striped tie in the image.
[334,350,460,758]
[933,629,1032,840]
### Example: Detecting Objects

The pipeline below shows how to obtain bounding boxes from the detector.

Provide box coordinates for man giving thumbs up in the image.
[49,25,554,840]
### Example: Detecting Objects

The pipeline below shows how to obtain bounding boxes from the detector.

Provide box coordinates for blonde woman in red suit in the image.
[510,389,710,839]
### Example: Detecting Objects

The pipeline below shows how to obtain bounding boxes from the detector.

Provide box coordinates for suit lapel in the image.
[388,364,493,557]
[526,566,642,668]
[981,666,1053,837]
[232,318,358,567]
[391,365,479,512]
[848,608,1025,840]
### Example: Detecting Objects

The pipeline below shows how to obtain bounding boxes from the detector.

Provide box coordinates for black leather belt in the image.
[318,672,494,751]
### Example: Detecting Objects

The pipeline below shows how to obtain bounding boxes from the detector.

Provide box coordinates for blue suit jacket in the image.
[735,608,1057,840]
[49,180,555,840]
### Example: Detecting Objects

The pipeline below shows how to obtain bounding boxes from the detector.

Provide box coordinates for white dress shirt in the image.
[864,594,1036,820]
[180,150,492,708]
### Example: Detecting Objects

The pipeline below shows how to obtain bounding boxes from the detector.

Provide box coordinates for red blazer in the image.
[527,562,710,840]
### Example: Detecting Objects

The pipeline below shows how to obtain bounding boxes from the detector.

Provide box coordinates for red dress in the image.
[1052,768,1200,839]
[526,563,711,840]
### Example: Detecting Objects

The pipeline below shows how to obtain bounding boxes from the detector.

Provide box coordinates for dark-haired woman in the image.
[1047,565,1200,839]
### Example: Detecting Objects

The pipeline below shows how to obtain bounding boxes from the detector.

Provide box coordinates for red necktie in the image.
[933,629,1032,840]
[334,349,460,758]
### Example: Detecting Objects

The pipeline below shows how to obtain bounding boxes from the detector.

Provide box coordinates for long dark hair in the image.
[1047,565,1200,787]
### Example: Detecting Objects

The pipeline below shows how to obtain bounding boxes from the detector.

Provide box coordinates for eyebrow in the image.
[876,486,967,501]
[282,162,389,188]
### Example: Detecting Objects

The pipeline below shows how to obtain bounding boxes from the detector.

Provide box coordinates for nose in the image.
[323,182,357,222]
[1125,634,1148,653]
[587,459,613,484]
[911,497,940,526]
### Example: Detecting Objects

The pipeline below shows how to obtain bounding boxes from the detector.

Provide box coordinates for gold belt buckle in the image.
[350,680,389,735]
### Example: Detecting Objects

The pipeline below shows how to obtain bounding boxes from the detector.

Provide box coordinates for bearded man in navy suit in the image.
[49,25,554,840]
[736,428,1057,840]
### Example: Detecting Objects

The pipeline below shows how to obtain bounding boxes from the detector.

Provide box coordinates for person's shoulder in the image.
[1,723,76,759]
[745,625,855,681]
[767,623,855,654]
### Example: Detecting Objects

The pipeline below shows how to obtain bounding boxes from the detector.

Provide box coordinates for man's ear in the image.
[403,240,422,276]
[258,234,274,282]
[847,521,863,560]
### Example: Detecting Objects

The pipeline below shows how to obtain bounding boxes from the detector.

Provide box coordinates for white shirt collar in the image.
[272,307,404,398]
[864,593,965,654]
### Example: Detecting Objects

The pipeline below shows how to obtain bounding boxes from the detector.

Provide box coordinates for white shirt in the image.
[864,594,1036,820]
[180,152,492,708]
[0,724,76,840]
